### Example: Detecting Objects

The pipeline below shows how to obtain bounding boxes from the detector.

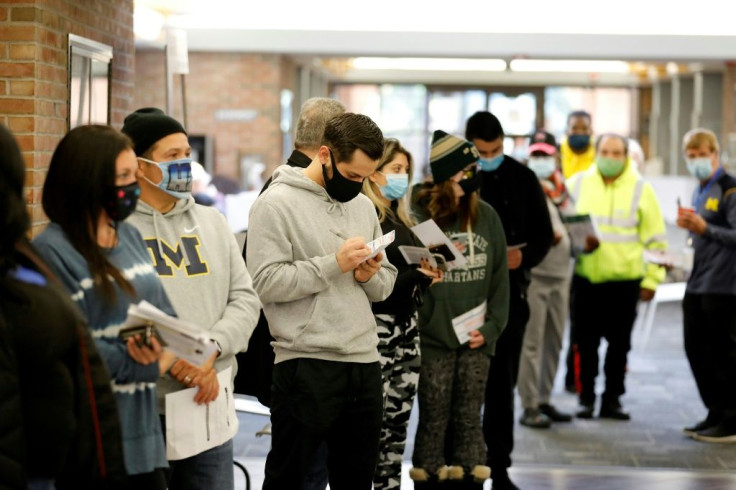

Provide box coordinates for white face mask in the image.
[527,156,556,179]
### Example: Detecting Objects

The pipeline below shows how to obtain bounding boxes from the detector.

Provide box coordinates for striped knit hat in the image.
[429,130,480,183]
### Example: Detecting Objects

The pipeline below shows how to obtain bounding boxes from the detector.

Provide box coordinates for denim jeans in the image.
[167,437,234,490]
[27,479,55,490]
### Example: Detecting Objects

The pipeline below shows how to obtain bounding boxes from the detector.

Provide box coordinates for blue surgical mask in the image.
[528,157,556,180]
[379,173,409,200]
[478,154,504,172]
[139,157,193,199]
[568,134,591,151]
[686,157,714,181]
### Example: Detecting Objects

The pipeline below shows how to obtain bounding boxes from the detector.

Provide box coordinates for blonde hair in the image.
[362,138,415,228]
[683,128,720,154]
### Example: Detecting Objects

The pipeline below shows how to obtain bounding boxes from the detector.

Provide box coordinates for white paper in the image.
[363,230,395,262]
[122,301,217,366]
[410,219,467,271]
[562,214,600,254]
[643,249,690,270]
[398,245,438,268]
[452,301,487,345]
[165,367,238,461]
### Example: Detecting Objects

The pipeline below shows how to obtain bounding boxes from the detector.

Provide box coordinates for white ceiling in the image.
[134,0,736,85]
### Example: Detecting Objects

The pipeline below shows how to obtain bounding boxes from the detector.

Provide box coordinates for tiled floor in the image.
[233,302,736,488]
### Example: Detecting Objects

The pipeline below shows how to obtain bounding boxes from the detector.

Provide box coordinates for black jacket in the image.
[0,245,127,489]
[478,155,554,293]
[371,203,432,322]
[234,150,312,406]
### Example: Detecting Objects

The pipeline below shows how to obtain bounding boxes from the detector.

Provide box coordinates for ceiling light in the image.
[509,59,630,73]
[134,6,165,41]
[351,57,506,71]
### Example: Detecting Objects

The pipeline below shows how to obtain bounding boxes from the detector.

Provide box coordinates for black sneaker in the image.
[539,403,573,422]
[683,412,723,437]
[520,408,551,429]
[683,418,717,437]
[576,403,595,419]
[599,403,631,421]
[694,423,736,444]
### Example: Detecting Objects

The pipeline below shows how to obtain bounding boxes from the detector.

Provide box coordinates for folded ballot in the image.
[562,214,600,255]
[363,230,395,262]
[119,301,217,365]
[410,219,467,271]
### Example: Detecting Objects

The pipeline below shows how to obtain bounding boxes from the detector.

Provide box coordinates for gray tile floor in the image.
[232,301,736,488]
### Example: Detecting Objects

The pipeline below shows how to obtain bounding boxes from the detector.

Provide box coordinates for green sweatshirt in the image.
[414,199,509,359]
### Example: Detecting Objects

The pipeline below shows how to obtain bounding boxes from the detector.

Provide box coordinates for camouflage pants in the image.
[412,348,490,474]
[373,313,421,490]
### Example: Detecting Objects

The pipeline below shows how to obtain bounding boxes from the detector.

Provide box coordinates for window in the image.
[68,34,112,129]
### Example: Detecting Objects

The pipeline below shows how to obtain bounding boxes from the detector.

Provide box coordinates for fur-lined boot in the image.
[409,466,449,489]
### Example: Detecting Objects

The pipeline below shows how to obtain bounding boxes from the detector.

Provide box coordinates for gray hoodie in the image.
[127,197,261,412]
[246,164,398,364]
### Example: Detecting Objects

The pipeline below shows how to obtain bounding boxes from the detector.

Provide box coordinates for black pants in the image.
[262,358,384,490]
[127,468,167,490]
[572,276,640,406]
[683,293,736,420]
[564,280,578,391]
[483,286,529,474]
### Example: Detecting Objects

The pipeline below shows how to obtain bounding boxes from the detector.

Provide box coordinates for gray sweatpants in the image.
[517,273,571,409]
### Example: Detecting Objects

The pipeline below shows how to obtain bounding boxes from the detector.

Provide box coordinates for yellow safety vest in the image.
[567,162,667,290]
[560,137,596,179]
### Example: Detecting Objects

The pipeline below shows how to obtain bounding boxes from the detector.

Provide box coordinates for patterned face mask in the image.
[139,157,193,199]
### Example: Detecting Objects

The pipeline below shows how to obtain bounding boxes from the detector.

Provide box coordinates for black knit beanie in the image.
[429,130,479,183]
[121,107,187,156]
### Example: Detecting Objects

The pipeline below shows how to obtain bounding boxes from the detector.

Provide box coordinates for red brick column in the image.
[0,0,135,235]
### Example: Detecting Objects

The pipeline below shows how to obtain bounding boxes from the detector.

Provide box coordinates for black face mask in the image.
[103,181,141,222]
[322,150,364,203]
[458,170,481,195]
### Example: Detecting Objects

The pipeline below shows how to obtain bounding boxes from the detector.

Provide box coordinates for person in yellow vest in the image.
[562,111,596,392]
[567,133,667,420]
[560,111,596,179]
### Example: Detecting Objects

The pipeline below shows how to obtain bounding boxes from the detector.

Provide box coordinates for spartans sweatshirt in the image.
[127,197,261,412]
[413,199,510,359]
[246,164,398,364]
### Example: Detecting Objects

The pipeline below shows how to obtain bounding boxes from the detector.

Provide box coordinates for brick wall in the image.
[0,0,134,235]
[134,50,298,184]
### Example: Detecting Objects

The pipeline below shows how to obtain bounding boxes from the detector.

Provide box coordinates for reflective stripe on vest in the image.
[587,178,644,230]
[572,175,584,204]
[598,233,639,243]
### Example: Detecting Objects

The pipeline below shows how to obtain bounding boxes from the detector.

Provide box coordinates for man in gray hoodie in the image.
[122,108,261,490]
[247,112,398,489]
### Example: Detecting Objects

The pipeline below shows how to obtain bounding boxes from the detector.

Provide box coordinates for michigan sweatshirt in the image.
[127,196,261,412]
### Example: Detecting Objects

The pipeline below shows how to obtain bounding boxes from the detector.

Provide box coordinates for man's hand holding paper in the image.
[169,352,220,405]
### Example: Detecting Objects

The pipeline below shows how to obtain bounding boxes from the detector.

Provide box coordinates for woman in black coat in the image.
[0,123,127,490]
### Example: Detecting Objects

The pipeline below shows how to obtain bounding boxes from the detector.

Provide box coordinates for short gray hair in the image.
[294,97,346,152]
